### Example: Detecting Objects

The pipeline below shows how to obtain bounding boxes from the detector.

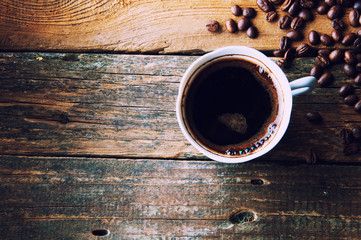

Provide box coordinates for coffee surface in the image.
[184,58,278,155]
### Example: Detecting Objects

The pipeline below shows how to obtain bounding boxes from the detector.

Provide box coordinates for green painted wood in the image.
[0,155,360,239]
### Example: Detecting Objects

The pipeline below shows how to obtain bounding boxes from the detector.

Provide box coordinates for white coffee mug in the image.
[176,46,316,164]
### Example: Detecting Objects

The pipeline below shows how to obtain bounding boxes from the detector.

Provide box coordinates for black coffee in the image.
[183,58,279,156]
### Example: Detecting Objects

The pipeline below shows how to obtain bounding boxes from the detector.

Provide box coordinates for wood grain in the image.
[0,155,361,239]
[1,52,361,162]
[0,0,360,53]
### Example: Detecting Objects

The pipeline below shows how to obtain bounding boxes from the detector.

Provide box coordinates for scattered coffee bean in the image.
[356,53,361,62]
[349,8,360,27]
[344,94,359,105]
[329,49,344,63]
[287,30,303,41]
[300,0,316,9]
[315,54,331,68]
[257,0,273,12]
[318,72,334,86]
[284,47,295,62]
[320,34,334,46]
[331,30,342,42]
[344,50,356,63]
[340,128,354,145]
[318,48,332,56]
[317,3,330,15]
[344,64,357,77]
[288,1,301,16]
[247,26,259,38]
[352,126,361,139]
[206,20,220,32]
[306,111,323,123]
[343,143,359,155]
[243,7,256,18]
[332,18,346,31]
[354,37,361,49]
[296,43,312,57]
[298,9,313,21]
[266,11,278,22]
[290,17,304,30]
[225,19,238,33]
[281,0,293,11]
[354,1,361,10]
[277,58,289,68]
[327,5,343,20]
[279,15,292,29]
[306,149,319,164]
[271,0,285,5]
[354,74,361,85]
[310,65,324,79]
[325,0,337,6]
[280,36,292,51]
[238,18,252,31]
[355,100,361,112]
[231,5,242,16]
[342,32,357,46]
[339,83,354,97]
[308,30,320,45]
[273,49,285,57]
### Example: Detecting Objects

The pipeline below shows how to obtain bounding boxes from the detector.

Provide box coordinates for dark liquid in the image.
[184,58,278,155]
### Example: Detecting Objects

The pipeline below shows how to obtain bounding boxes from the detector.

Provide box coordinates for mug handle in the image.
[289,76,317,97]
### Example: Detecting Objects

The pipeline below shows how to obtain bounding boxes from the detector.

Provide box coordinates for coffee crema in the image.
[182,57,280,157]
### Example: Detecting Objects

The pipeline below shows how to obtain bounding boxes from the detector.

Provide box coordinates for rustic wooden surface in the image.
[0,0,359,53]
[1,0,361,239]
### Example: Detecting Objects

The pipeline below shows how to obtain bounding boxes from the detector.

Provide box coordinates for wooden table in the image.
[1,1,361,239]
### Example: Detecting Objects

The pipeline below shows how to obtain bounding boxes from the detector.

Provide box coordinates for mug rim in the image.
[176,46,293,163]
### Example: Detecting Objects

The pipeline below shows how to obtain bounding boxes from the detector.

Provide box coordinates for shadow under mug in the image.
[176,46,316,163]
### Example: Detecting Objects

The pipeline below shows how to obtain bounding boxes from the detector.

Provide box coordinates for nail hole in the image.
[251,179,264,185]
[229,211,256,224]
[91,229,110,237]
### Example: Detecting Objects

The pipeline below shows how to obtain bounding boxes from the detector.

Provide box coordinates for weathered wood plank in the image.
[1,52,361,162]
[0,0,359,53]
[0,156,360,239]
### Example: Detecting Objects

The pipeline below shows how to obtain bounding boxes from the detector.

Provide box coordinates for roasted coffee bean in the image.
[344,64,357,77]
[320,34,334,46]
[331,30,342,42]
[206,21,220,32]
[238,18,252,31]
[273,49,285,57]
[338,0,354,8]
[352,126,361,139]
[354,37,361,49]
[332,18,346,31]
[356,62,361,71]
[306,111,323,123]
[300,0,316,9]
[340,128,354,145]
[356,53,361,62]
[287,29,303,41]
[349,9,360,27]
[339,83,354,97]
[308,30,320,45]
[355,100,361,112]
[344,94,359,105]
[329,49,344,63]
[318,48,332,56]
[318,72,334,86]
[281,0,293,11]
[325,0,337,6]
[342,33,357,46]
[284,47,295,62]
[279,15,292,29]
[310,65,324,79]
[247,26,258,38]
[315,54,331,68]
[345,50,356,63]
[296,43,312,56]
[257,0,273,12]
[318,72,334,87]
[288,1,300,16]
[266,11,278,22]
[271,0,285,5]
[243,7,256,18]
[327,5,342,20]
[298,9,313,21]
[354,74,361,85]
[317,3,330,15]
[277,58,290,68]
[343,143,359,155]
[280,36,292,50]
[225,19,238,33]
[354,1,361,10]
[290,17,304,30]
[305,149,318,164]
[231,5,242,16]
